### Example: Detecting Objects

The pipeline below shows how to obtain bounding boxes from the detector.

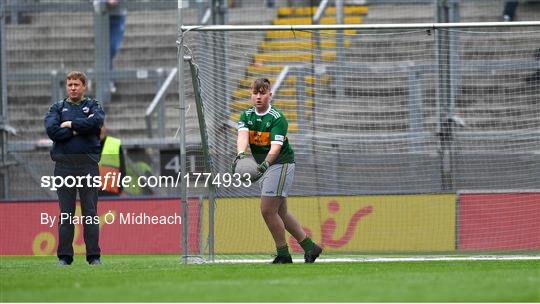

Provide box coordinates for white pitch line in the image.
[211,255,540,264]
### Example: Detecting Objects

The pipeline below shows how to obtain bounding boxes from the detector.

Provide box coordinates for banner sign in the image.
[209,194,456,253]
[0,198,199,256]
[458,192,540,250]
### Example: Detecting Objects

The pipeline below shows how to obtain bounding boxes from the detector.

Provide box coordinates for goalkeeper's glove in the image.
[257,161,270,173]
[252,161,269,182]
[231,152,247,173]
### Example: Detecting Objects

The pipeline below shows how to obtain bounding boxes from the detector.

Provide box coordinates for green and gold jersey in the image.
[237,105,295,164]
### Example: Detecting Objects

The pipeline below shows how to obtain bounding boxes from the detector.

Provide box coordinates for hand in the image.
[231,152,247,173]
[257,161,270,173]
[251,172,263,183]
[60,121,72,128]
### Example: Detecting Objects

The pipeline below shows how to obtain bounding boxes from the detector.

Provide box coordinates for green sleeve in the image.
[237,111,248,131]
[270,116,288,144]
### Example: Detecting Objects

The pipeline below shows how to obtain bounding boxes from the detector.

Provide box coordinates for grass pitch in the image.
[1,255,539,302]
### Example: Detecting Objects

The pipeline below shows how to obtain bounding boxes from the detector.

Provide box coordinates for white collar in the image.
[254,104,272,116]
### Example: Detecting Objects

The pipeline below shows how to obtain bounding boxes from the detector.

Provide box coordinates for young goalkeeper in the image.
[233,78,323,264]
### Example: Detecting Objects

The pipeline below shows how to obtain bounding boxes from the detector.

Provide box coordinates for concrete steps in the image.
[228,5,369,131]
[6,150,56,199]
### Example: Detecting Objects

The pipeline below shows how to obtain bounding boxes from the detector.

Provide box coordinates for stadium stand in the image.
[3,0,540,198]
[4,1,279,198]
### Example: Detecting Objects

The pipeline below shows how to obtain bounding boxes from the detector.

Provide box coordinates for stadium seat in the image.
[277,6,368,17]
[239,75,330,87]
[254,51,337,63]
[233,87,314,99]
[272,16,363,25]
[265,29,358,39]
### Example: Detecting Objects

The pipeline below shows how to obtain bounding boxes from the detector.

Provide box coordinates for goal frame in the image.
[178,21,540,263]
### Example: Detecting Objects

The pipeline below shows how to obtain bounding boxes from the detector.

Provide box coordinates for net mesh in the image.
[186,22,540,260]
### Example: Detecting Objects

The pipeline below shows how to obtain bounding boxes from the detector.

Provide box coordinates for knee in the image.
[260,207,277,220]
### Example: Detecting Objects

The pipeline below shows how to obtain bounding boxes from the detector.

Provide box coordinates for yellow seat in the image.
[272,16,362,25]
[273,99,314,110]
[282,111,298,121]
[278,6,368,17]
[233,87,314,99]
[259,40,351,51]
[240,75,331,87]
[254,51,336,63]
[254,52,312,62]
[230,100,252,111]
[265,29,357,39]
[246,65,285,75]
[230,112,241,122]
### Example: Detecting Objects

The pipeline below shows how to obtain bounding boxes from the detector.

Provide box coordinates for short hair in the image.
[251,78,271,94]
[66,71,87,86]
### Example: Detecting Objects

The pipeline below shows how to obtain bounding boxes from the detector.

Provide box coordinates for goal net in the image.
[181,23,540,262]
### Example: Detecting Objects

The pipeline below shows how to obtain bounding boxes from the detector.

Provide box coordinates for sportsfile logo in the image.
[40,172,252,190]
[41,172,136,191]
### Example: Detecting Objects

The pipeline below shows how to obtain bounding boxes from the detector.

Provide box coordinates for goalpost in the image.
[178,22,540,262]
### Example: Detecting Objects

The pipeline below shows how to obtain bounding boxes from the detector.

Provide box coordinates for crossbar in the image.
[182,21,540,32]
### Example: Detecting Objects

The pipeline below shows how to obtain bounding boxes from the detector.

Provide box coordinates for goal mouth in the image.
[181,23,540,262]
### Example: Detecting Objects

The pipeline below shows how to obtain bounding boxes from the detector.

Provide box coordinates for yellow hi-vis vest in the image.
[99,136,122,194]
[124,161,152,195]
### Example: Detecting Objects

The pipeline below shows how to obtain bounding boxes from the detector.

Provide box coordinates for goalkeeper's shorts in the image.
[259,163,295,197]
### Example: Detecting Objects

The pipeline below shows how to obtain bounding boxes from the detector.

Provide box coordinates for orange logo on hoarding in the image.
[289,200,373,252]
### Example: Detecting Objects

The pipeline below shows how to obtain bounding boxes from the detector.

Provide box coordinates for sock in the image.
[299,236,315,252]
[276,245,290,257]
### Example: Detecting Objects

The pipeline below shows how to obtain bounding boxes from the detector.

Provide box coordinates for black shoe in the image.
[304,244,323,263]
[57,259,71,266]
[88,258,102,265]
[58,255,73,265]
[271,255,293,264]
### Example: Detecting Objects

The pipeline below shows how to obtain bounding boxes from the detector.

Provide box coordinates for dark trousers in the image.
[109,14,126,69]
[503,1,519,21]
[55,162,100,263]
